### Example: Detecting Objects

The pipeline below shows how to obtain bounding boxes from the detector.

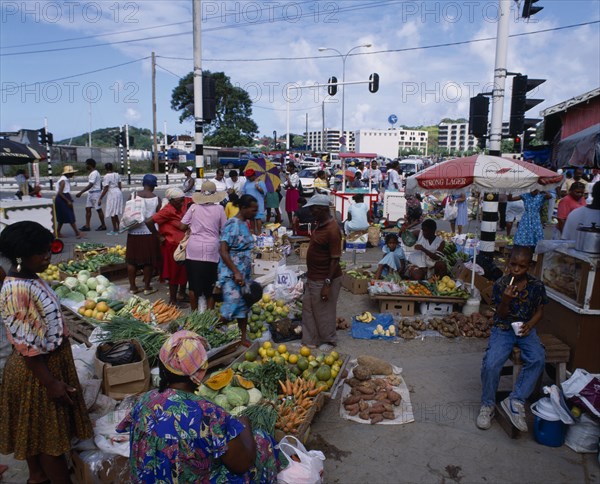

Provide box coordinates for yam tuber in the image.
[353,365,372,381]
[370,415,384,424]
[357,355,393,375]
[382,412,395,420]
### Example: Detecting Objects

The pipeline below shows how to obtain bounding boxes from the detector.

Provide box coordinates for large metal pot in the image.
[575,223,600,254]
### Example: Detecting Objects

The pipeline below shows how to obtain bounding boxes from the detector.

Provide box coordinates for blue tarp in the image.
[351,313,396,340]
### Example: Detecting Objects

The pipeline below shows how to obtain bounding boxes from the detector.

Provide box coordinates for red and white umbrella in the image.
[405,154,563,195]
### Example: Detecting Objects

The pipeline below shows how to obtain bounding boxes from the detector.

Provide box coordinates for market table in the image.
[370,294,467,318]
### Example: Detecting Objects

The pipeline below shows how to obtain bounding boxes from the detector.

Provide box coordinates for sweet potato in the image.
[343,395,362,406]
[358,400,369,412]
[369,403,386,414]
[387,390,401,403]
[357,355,393,375]
[345,377,361,387]
[370,415,384,424]
[374,392,390,401]
[358,410,370,420]
[382,402,394,412]
[353,365,372,381]
[344,402,359,411]
[356,384,375,395]
[345,404,360,416]
[382,412,395,420]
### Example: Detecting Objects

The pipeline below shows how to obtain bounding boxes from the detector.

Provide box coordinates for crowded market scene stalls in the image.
[1,136,599,483]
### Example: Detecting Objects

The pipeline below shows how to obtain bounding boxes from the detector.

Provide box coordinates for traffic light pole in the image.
[286,77,376,188]
[192,0,204,185]
[164,121,169,185]
[44,117,53,190]
[479,0,511,256]
[119,126,125,176]
[125,124,131,185]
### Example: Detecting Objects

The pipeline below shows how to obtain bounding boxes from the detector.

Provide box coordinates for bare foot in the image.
[76,232,84,239]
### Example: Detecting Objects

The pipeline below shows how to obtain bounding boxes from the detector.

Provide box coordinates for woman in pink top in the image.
[556,181,586,235]
[179,181,227,311]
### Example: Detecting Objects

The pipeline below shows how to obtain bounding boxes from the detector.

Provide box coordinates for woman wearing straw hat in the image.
[179,180,227,311]
[117,331,280,483]
[54,165,82,238]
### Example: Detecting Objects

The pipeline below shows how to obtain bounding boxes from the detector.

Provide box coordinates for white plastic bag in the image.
[565,413,600,453]
[443,202,458,221]
[277,435,325,484]
[561,368,600,418]
[120,193,144,231]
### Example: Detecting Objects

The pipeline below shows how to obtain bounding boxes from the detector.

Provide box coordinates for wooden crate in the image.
[61,304,97,346]
[74,246,108,261]
[98,263,128,282]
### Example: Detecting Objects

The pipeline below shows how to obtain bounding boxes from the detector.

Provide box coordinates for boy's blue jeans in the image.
[481,326,545,406]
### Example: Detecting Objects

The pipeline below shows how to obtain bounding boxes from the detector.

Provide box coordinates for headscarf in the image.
[159,330,208,385]
[165,187,185,200]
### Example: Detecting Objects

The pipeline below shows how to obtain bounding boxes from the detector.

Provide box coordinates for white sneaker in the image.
[476,405,495,430]
[501,397,528,432]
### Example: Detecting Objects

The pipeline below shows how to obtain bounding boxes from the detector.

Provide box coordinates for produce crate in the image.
[74,246,108,261]
[229,342,350,399]
[98,263,128,282]
[377,297,416,317]
[341,271,371,295]
[274,392,326,444]
[61,304,97,346]
[419,301,453,316]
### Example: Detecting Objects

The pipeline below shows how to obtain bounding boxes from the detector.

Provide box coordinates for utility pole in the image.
[480,0,511,256]
[152,51,159,172]
[88,100,92,147]
[322,101,325,152]
[192,0,204,186]
[305,113,308,151]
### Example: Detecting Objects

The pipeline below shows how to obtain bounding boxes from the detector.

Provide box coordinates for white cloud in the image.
[125,107,141,122]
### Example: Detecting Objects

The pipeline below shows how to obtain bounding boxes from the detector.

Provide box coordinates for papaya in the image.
[205,368,234,391]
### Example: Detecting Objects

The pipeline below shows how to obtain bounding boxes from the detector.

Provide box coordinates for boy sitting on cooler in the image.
[477,246,547,432]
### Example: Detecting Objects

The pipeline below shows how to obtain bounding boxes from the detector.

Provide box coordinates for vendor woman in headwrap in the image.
[145,187,191,306]
[117,331,281,483]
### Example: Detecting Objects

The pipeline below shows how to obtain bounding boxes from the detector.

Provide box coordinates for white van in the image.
[399,159,425,177]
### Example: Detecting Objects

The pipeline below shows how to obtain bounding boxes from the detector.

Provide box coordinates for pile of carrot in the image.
[131,299,182,324]
[275,378,324,434]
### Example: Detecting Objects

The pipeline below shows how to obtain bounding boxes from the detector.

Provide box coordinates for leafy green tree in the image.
[171,71,258,147]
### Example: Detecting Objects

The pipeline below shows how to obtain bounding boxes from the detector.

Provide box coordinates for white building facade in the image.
[354,128,428,159]
[438,122,478,153]
[304,129,355,153]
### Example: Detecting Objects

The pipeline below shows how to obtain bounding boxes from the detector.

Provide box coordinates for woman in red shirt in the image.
[145,188,191,306]
[556,182,586,236]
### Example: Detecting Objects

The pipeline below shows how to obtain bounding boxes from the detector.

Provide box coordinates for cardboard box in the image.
[252,253,286,276]
[71,450,129,484]
[378,298,415,317]
[94,340,150,400]
[342,271,370,295]
[456,265,494,305]
[299,243,309,260]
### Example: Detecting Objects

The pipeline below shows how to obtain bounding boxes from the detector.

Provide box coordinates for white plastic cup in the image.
[151,367,160,387]
[511,321,523,336]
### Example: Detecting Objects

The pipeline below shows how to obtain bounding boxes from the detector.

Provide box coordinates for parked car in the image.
[297,167,327,195]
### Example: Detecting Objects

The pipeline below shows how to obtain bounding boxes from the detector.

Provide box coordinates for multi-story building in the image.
[304,129,355,153]
[438,122,478,153]
[354,128,428,159]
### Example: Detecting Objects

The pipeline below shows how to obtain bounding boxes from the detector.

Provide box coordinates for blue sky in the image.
[1,0,599,143]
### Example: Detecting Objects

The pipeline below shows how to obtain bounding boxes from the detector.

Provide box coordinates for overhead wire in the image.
[0,0,402,56]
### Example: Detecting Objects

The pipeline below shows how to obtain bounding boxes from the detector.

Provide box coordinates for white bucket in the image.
[462,297,481,316]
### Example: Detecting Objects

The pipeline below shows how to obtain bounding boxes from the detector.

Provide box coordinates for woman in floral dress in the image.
[510,190,552,248]
[218,195,258,346]
[117,331,280,484]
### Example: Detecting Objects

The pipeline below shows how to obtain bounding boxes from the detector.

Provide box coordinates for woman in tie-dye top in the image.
[0,222,92,483]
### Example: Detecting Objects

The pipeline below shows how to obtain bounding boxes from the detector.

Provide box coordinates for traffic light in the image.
[119,131,127,147]
[129,136,134,147]
[203,75,216,122]
[185,75,217,122]
[514,135,522,153]
[38,127,53,145]
[468,94,490,138]
[523,127,537,150]
[369,73,379,93]
[327,76,338,96]
[114,134,121,147]
[509,74,545,136]
[522,0,543,19]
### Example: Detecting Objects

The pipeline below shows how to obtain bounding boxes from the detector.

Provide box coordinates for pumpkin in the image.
[232,375,255,389]
[205,368,234,391]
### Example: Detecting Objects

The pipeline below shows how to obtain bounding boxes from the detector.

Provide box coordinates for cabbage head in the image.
[64,277,79,290]
[214,394,231,411]
[247,388,262,405]
[196,384,219,401]
[223,387,249,407]
[86,277,98,290]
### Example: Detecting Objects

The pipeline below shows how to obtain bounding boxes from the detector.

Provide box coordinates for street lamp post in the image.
[318,43,372,151]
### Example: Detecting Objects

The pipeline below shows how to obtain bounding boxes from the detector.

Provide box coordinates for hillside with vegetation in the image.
[57,126,163,151]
